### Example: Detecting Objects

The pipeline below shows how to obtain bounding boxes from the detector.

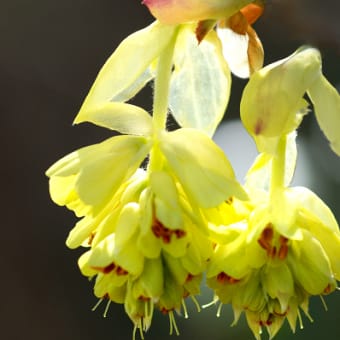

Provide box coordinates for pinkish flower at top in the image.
[142,0,256,24]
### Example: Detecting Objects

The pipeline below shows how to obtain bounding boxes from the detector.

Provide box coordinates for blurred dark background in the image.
[1,1,339,339]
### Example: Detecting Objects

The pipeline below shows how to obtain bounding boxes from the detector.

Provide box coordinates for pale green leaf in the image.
[308,74,340,156]
[76,21,176,115]
[75,102,153,136]
[169,25,231,136]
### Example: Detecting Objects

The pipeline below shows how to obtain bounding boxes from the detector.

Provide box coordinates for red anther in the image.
[266,314,274,326]
[186,273,194,283]
[278,235,289,259]
[103,263,116,274]
[324,283,332,294]
[217,272,240,284]
[91,262,115,274]
[160,307,173,315]
[87,232,96,246]
[139,295,151,302]
[116,266,128,276]
[152,219,186,244]
[175,229,186,239]
[258,224,274,251]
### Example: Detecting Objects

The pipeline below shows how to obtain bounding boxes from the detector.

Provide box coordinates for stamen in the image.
[278,236,289,260]
[319,295,328,311]
[297,309,304,330]
[191,296,201,313]
[139,319,145,340]
[304,310,314,323]
[202,298,218,309]
[181,299,189,319]
[258,224,274,253]
[216,302,223,318]
[91,298,104,312]
[168,311,180,336]
[103,299,111,318]
[133,324,137,340]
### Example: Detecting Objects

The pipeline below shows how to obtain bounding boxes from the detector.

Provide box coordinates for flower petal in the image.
[75,135,151,207]
[160,128,247,207]
[150,171,183,229]
[75,102,153,136]
[217,12,263,78]
[240,47,321,149]
[288,229,335,295]
[170,25,231,136]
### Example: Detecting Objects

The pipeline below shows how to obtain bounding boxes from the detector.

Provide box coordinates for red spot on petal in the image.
[254,118,264,135]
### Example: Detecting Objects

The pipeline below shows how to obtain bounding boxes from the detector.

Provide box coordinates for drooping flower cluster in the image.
[46,1,340,339]
[206,133,340,339]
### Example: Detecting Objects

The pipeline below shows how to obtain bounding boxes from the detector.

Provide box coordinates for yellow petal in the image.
[241,47,321,145]
[75,135,151,206]
[288,229,335,295]
[75,102,153,136]
[159,128,247,208]
[115,202,141,250]
[150,171,183,229]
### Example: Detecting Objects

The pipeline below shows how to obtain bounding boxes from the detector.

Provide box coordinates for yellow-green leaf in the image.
[308,74,340,156]
[76,21,176,115]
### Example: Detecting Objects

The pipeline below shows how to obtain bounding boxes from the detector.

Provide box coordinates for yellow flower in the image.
[241,46,340,155]
[206,134,340,339]
[216,3,264,78]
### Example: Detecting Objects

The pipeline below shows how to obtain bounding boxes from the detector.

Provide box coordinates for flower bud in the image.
[142,0,255,25]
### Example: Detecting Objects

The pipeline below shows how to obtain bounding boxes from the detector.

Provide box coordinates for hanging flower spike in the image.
[240,46,340,155]
[142,0,260,25]
[67,165,214,337]
[206,134,340,339]
[217,2,264,78]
